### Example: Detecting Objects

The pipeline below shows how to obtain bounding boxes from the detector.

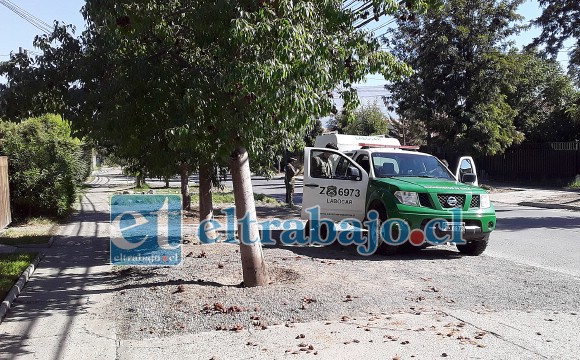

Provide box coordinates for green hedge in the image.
[0,114,90,219]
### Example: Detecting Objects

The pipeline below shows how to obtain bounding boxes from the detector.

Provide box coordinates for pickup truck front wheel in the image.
[456,234,490,256]
[368,202,400,256]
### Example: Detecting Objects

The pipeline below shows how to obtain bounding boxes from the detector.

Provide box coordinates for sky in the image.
[0,0,86,57]
[0,0,573,111]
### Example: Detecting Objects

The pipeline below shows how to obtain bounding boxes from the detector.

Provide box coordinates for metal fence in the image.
[0,156,11,229]
[425,142,580,183]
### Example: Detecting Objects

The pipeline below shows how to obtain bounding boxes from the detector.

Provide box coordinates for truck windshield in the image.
[371,152,455,180]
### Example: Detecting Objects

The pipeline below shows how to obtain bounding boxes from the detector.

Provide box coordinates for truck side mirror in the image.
[461,173,477,184]
[347,166,361,181]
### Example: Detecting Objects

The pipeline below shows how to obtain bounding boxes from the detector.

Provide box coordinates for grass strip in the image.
[0,253,37,299]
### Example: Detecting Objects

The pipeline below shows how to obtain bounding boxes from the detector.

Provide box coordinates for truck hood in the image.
[371,177,484,194]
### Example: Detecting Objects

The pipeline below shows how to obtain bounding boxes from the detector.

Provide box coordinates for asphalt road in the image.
[488,205,580,277]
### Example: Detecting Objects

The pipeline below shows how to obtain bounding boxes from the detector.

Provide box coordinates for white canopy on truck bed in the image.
[314,133,401,152]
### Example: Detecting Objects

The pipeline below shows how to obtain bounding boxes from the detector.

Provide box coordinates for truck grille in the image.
[418,193,433,208]
[470,195,480,208]
[437,194,466,208]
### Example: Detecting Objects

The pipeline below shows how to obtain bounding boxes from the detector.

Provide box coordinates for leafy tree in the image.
[385,0,526,155]
[326,114,349,134]
[0,114,89,218]
[348,102,389,135]
[531,0,580,82]
[503,50,579,142]
[388,116,428,145]
[531,0,580,135]
[304,119,325,148]
[327,102,389,135]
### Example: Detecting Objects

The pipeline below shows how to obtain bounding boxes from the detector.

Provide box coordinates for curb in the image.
[518,202,580,212]
[103,185,136,194]
[0,252,44,323]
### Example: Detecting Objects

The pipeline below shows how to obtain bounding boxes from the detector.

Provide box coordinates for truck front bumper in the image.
[392,206,496,235]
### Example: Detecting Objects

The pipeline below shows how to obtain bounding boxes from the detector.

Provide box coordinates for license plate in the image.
[441,222,465,232]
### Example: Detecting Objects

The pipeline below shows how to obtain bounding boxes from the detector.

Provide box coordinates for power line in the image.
[7,0,51,28]
[369,18,396,35]
[2,0,52,29]
[350,1,372,15]
[0,0,52,34]
[342,0,359,10]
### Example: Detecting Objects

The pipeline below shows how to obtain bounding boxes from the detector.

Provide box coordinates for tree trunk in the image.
[135,171,145,188]
[180,163,191,210]
[277,155,283,173]
[164,176,170,188]
[230,147,269,287]
[199,162,216,240]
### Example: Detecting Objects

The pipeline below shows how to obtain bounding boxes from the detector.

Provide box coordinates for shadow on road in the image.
[497,216,580,231]
[265,243,463,261]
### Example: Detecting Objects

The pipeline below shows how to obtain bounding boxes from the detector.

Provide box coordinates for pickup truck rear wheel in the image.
[456,234,489,256]
[368,202,399,256]
[304,220,328,243]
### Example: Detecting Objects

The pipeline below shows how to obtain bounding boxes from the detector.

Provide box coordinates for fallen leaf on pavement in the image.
[231,324,244,332]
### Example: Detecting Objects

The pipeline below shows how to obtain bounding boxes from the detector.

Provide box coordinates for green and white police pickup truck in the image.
[301,134,496,256]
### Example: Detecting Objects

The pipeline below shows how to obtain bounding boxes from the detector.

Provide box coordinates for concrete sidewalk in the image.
[489,187,580,211]
[117,309,579,360]
[0,177,117,359]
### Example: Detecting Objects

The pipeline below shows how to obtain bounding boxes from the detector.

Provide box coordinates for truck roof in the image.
[362,147,432,157]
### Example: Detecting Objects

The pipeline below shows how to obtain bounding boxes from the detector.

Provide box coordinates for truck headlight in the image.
[480,194,491,208]
[394,191,420,206]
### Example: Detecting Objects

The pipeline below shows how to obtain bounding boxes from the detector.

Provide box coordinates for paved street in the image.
[145,173,304,205]
[489,205,580,277]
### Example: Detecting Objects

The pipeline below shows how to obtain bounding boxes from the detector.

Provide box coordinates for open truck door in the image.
[455,156,479,186]
[301,147,368,222]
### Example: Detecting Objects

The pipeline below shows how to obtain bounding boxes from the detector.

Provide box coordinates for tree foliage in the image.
[303,119,325,148]
[385,0,526,155]
[328,102,389,135]
[1,0,441,169]
[531,0,580,82]
[388,116,428,145]
[0,114,89,218]
[503,50,579,142]
[326,113,348,134]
